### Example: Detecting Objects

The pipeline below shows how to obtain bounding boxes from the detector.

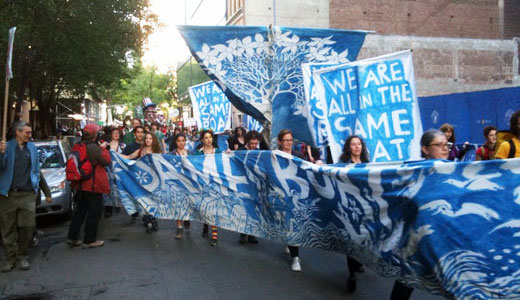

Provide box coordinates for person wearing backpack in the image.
[0,121,52,273]
[496,110,520,159]
[475,126,497,161]
[66,123,111,249]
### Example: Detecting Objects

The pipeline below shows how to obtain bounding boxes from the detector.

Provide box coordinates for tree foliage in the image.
[110,64,175,107]
[0,0,157,135]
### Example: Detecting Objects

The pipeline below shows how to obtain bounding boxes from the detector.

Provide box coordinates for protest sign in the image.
[242,114,263,132]
[189,81,232,134]
[302,63,336,148]
[313,50,422,163]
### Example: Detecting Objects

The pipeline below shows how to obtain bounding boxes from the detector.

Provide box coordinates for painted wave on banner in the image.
[188,81,232,134]
[313,50,423,163]
[178,25,368,145]
[110,150,520,300]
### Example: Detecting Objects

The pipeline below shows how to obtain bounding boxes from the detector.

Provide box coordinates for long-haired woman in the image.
[121,132,161,233]
[104,128,126,218]
[439,123,468,161]
[122,132,161,160]
[194,129,222,246]
[338,135,369,292]
[170,133,193,240]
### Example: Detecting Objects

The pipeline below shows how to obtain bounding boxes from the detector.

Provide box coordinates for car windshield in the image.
[37,145,64,168]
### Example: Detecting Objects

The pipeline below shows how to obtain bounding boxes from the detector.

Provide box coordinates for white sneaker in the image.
[291,257,301,272]
[285,246,290,255]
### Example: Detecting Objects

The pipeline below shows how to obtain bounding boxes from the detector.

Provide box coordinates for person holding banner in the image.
[496,110,520,159]
[169,133,193,240]
[339,135,369,292]
[122,131,160,159]
[475,126,497,161]
[390,129,449,300]
[121,131,161,232]
[237,130,262,245]
[440,123,469,161]
[228,127,246,151]
[104,128,125,218]
[195,129,222,246]
[277,129,306,272]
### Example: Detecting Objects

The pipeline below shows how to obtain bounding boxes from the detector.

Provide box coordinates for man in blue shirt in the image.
[0,121,51,272]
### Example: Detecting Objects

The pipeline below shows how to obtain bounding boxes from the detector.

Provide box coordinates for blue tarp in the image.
[419,86,520,143]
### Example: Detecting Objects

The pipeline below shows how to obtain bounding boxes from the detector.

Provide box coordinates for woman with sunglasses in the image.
[390,129,449,300]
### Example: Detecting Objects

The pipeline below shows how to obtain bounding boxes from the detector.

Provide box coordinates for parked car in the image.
[35,140,74,217]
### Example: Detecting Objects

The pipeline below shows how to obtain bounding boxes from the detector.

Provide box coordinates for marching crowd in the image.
[1,109,520,300]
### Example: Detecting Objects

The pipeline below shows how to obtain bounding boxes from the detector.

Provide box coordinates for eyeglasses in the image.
[281,139,293,142]
[428,142,452,149]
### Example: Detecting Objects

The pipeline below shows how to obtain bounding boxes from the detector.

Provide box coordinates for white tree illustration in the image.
[192,26,351,139]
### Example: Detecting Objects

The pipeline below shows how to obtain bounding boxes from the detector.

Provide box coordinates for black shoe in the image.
[202,224,209,238]
[104,206,113,218]
[146,223,153,234]
[1,261,15,273]
[151,218,159,232]
[247,235,258,244]
[347,274,357,293]
[355,264,365,273]
[239,234,247,244]
[210,238,218,246]
[183,220,191,229]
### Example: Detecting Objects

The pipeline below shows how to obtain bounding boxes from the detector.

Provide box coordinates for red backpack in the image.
[66,142,93,183]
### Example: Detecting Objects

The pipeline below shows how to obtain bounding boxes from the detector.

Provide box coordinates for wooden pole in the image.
[2,78,9,141]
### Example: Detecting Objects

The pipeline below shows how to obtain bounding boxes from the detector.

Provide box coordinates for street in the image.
[1,212,445,300]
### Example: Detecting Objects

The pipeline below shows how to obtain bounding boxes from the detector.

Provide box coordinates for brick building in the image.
[226,0,520,98]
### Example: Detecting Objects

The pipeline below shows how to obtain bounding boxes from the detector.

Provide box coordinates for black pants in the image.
[390,280,414,300]
[67,191,103,244]
[288,245,299,257]
[347,256,362,275]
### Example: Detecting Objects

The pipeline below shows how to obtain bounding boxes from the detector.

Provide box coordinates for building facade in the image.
[226,0,519,99]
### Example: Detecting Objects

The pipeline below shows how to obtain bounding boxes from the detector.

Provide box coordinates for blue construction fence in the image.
[419,86,520,144]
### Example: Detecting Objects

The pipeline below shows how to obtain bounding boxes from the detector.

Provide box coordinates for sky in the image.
[142,0,227,73]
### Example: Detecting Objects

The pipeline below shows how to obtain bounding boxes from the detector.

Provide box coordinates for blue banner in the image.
[188,81,232,134]
[302,63,336,148]
[313,51,422,163]
[242,114,263,132]
[178,25,368,145]
[111,150,520,300]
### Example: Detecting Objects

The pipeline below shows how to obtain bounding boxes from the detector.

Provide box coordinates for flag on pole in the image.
[6,27,16,80]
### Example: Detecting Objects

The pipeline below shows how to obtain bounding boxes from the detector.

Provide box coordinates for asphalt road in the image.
[0,212,446,300]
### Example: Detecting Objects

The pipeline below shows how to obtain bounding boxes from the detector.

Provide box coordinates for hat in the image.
[142,97,156,112]
[83,123,100,137]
